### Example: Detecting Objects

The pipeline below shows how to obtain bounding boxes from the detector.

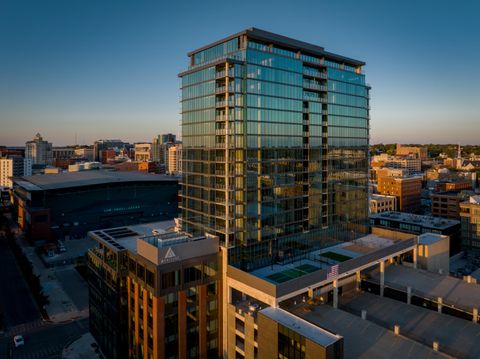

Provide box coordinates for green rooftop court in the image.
[252,241,366,284]
[266,263,320,283]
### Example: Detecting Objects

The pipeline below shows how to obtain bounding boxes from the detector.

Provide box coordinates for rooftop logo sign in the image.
[160,247,179,264]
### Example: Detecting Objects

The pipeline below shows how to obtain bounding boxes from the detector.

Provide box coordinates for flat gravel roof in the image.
[340,291,480,359]
[291,305,449,359]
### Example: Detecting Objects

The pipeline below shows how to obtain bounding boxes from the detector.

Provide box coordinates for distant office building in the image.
[460,195,480,259]
[151,135,164,162]
[371,154,421,173]
[425,167,450,181]
[431,190,474,220]
[88,222,220,359]
[167,144,182,174]
[93,139,128,161]
[0,146,25,157]
[52,147,75,160]
[152,134,177,164]
[180,27,370,270]
[0,156,32,188]
[377,176,422,213]
[371,167,409,183]
[74,147,94,161]
[435,180,471,192]
[25,133,53,165]
[370,194,397,214]
[12,171,179,242]
[68,162,102,172]
[105,161,164,174]
[134,143,152,162]
[161,133,176,144]
[53,158,76,169]
[101,149,116,164]
[396,144,427,160]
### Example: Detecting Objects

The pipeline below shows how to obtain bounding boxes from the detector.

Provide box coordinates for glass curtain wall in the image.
[181,35,370,271]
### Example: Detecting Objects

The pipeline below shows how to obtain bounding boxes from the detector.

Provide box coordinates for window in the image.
[146,270,155,287]
[278,324,305,359]
[161,270,180,289]
[184,265,203,284]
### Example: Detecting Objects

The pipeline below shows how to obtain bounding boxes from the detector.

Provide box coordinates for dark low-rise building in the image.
[370,211,461,255]
[12,171,179,242]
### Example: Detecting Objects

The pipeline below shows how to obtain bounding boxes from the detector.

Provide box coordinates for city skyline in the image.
[1,0,480,146]
[2,7,480,359]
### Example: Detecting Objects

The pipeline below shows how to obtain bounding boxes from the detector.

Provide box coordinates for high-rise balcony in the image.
[215,100,235,108]
[303,69,327,79]
[303,81,327,91]
[215,70,235,79]
[215,142,234,149]
[303,94,327,103]
[215,85,235,94]
[220,128,235,136]
[215,70,226,78]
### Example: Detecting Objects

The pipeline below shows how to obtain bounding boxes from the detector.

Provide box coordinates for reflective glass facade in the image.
[180,30,370,271]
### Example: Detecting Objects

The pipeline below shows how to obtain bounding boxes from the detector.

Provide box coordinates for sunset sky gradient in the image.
[1,0,479,146]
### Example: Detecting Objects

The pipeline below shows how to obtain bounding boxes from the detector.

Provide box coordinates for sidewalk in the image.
[62,332,103,359]
[19,239,88,323]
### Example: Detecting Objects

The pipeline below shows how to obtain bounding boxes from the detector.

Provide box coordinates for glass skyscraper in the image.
[179,28,370,271]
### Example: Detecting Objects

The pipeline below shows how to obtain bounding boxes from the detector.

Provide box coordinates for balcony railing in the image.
[303,82,327,91]
[303,69,327,79]
[303,95,327,103]
[215,70,235,79]
[215,100,235,108]
[215,85,235,94]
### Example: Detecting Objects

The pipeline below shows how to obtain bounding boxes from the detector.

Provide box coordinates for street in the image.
[0,237,40,329]
[0,230,90,359]
[1,318,89,359]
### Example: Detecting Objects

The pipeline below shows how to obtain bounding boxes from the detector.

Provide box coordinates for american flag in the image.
[326,264,339,280]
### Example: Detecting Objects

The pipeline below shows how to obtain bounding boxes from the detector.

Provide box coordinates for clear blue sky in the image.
[1,0,479,146]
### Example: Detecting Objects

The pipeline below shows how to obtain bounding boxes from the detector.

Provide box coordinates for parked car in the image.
[58,241,67,253]
[13,335,24,347]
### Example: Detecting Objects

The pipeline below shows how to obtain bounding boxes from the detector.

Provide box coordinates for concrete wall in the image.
[372,227,415,240]
[418,236,450,274]
[257,312,278,359]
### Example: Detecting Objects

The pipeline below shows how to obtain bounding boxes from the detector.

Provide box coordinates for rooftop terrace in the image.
[89,220,218,266]
[89,220,176,254]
